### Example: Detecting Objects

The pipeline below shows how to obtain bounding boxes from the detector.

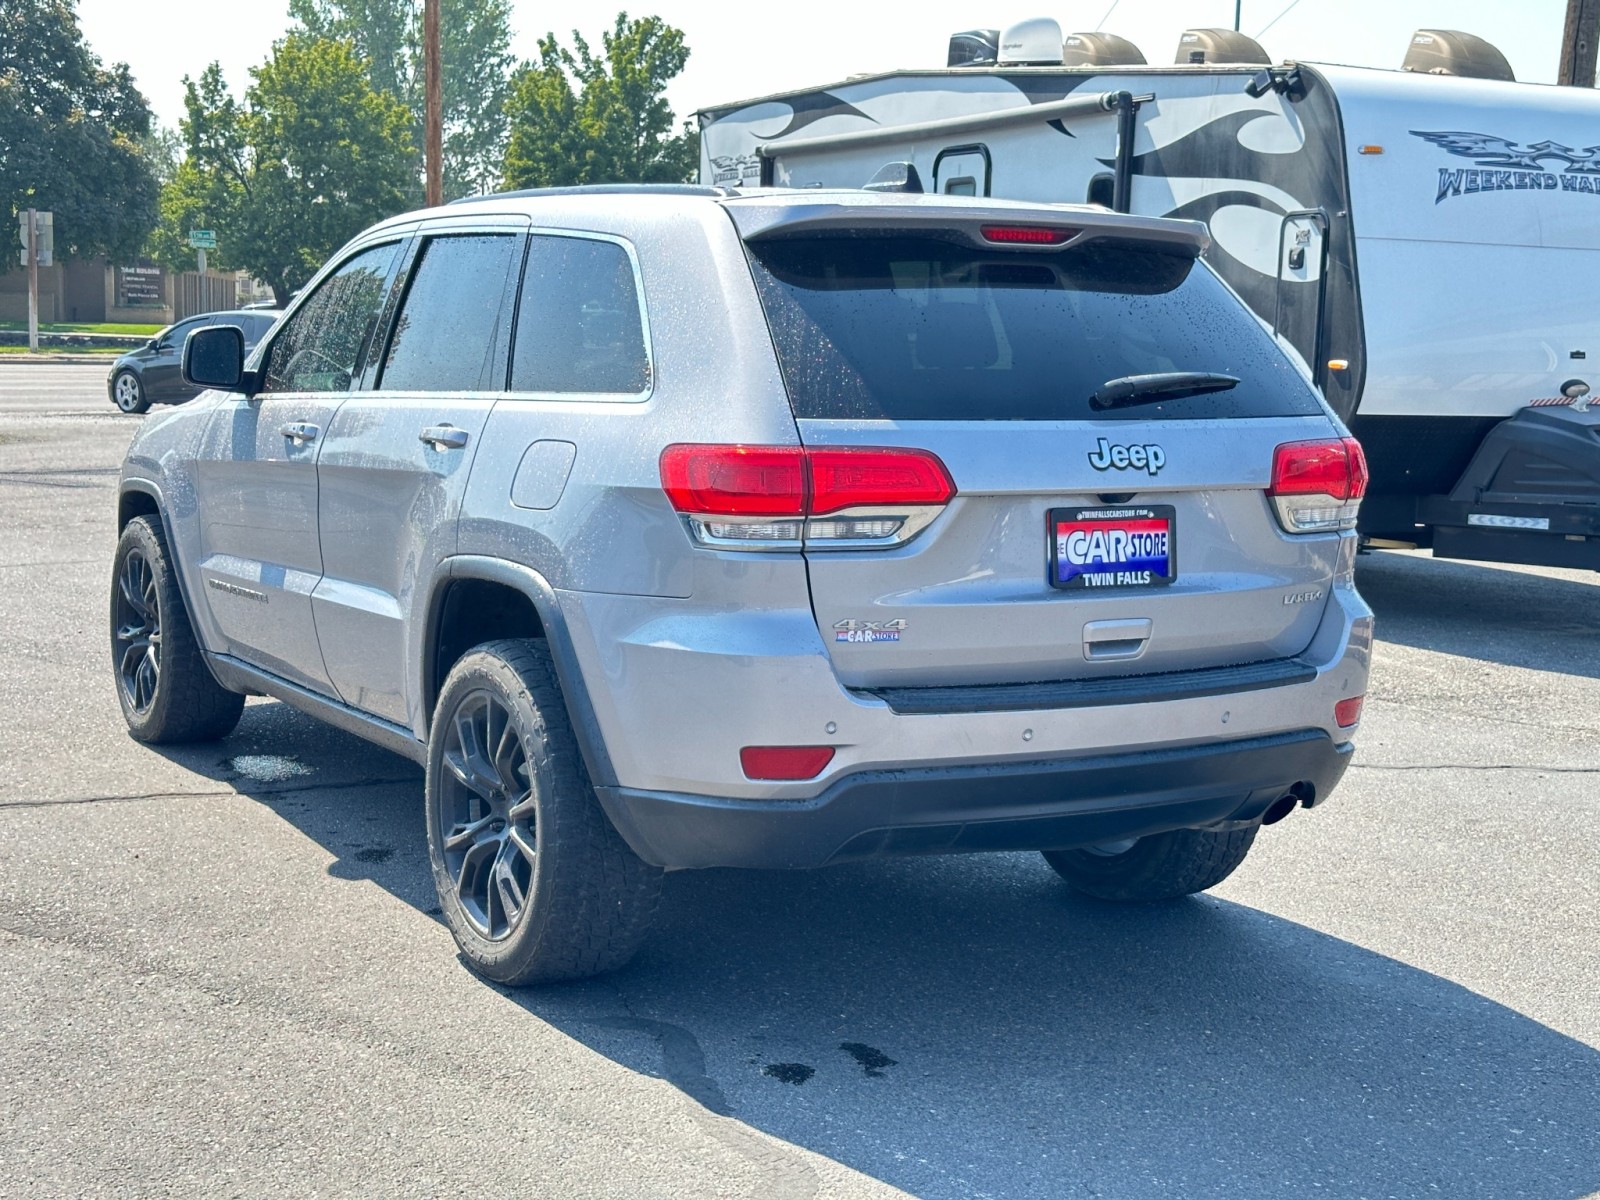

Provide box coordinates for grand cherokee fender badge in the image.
[207,578,267,603]
[1087,438,1166,475]
[1283,589,1323,606]
[834,618,906,644]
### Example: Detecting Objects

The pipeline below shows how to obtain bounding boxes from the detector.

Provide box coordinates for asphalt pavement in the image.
[2,360,1597,1199]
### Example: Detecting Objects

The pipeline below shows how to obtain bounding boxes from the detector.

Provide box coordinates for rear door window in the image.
[378,233,522,391]
[262,243,402,394]
[510,235,650,395]
[745,234,1324,421]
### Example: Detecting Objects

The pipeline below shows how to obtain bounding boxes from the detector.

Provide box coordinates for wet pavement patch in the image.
[227,755,312,783]
[839,1042,897,1078]
[762,1063,815,1085]
[352,846,395,864]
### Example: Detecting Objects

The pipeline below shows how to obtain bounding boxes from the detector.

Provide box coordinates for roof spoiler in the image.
[730,201,1209,257]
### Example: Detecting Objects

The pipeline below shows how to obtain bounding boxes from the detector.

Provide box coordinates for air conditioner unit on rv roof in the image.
[1175,28,1270,64]
[998,17,1065,66]
[1402,30,1515,81]
[1062,31,1146,67]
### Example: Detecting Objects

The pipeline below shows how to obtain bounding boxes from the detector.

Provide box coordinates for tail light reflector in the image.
[1269,437,1369,533]
[660,444,955,550]
[809,447,954,512]
[740,745,835,781]
[1334,695,1364,728]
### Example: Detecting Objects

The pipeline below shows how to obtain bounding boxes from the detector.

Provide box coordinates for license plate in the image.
[1050,505,1176,590]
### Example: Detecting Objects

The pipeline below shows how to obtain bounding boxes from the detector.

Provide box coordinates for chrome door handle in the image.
[419,425,469,450]
[278,422,319,444]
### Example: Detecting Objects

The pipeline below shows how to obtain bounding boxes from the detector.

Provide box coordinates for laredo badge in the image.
[834,618,906,644]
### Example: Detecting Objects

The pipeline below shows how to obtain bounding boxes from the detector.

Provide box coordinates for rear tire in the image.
[1042,826,1258,902]
[425,638,662,984]
[110,516,244,743]
[112,370,149,414]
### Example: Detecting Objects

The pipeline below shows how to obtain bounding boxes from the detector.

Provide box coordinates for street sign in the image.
[188,229,217,249]
[17,210,52,267]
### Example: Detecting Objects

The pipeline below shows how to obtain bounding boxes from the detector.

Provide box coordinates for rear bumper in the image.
[595,729,1352,870]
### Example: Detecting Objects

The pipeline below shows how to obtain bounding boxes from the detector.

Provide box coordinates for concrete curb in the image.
[0,331,147,350]
[0,354,119,366]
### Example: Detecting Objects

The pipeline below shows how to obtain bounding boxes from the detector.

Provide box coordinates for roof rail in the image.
[448,183,737,205]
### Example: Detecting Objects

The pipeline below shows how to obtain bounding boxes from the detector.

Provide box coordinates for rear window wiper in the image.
[1089,372,1240,411]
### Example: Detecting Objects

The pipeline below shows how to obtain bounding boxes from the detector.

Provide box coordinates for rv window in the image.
[745,234,1323,422]
[944,177,978,196]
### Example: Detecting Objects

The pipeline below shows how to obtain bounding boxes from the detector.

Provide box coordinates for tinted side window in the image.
[379,234,520,392]
[160,318,205,350]
[262,243,400,393]
[511,236,649,394]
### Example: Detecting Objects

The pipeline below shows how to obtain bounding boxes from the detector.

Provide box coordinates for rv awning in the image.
[756,90,1125,159]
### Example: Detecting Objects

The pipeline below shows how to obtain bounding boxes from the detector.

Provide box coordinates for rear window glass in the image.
[510,235,649,395]
[745,235,1323,421]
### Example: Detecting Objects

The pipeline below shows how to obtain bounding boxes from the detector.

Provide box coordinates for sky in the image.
[77,0,1571,134]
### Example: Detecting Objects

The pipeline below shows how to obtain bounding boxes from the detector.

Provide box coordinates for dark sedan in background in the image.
[108,309,281,413]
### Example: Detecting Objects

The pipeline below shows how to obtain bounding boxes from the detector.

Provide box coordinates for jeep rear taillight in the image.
[660,444,956,550]
[1269,437,1369,534]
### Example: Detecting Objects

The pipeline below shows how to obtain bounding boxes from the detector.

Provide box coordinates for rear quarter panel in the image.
[457,199,802,598]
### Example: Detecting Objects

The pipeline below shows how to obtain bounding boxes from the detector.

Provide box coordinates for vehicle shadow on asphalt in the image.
[524,859,1600,1199]
[1357,549,1600,678]
[157,700,1600,1200]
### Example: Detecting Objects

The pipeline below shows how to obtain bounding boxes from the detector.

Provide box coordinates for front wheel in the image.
[112,370,149,414]
[110,516,244,742]
[1042,826,1258,902]
[425,639,662,984]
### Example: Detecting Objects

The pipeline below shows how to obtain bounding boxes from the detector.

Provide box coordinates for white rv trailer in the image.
[698,25,1600,571]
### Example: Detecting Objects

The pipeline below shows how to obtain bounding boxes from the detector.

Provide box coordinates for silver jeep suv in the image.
[112,186,1372,983]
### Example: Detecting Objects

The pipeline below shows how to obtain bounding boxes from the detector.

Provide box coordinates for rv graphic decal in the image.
[1412,131,1600,204]
[1411,131,1600,171]
[710,154,761,186]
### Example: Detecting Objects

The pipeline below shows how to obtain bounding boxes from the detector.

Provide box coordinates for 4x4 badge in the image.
[1087,438,1166,475]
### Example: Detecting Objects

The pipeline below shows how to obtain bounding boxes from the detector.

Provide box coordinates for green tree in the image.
[503,12,699,190]
[0,0,159,261]
[288,0,515,199]
[139,123,184,188]
[151,37,414,304]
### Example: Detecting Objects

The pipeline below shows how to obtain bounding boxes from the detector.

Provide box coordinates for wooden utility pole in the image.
[424,0,443,206]
[1560,0,1600,85]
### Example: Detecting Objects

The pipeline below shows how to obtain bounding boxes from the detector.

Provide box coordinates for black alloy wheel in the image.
[108,516,244,743]
[436,689,537,941]
[425,639,661,983]
[113,545,161,714]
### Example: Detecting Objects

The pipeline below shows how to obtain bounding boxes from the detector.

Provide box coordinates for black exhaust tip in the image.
[1261,794,1298,826]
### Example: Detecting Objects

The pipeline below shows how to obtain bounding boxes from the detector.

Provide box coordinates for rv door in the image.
[933,145,990,196]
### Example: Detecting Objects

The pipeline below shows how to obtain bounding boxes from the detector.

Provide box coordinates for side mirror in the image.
[183,324,246,391]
